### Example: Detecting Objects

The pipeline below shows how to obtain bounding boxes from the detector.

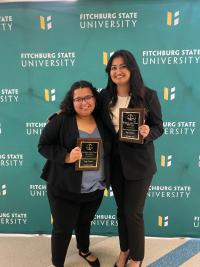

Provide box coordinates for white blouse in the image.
[110,95,131,132]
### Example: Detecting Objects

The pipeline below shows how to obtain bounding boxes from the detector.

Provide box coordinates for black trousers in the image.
[47,184,104,267]
[111,154,152,261]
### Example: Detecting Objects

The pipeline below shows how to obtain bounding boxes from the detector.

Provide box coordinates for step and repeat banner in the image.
[0,0,200,237]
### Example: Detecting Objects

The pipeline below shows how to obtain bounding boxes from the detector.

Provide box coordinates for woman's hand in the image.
[139,124,150,139]
[65,146,82,163]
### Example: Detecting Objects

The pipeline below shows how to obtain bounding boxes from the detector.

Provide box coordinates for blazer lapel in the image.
[63,115,79,149]
[101,102,116,134]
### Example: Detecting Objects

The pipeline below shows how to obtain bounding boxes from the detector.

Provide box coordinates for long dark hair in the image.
[60,80,98,115]
[105,50,145,108]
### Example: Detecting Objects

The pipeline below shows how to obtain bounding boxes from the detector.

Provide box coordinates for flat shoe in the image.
[79,251,100,267]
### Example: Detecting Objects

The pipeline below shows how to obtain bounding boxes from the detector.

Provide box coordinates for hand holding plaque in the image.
[119,108,145,144]
[75,138,101,171]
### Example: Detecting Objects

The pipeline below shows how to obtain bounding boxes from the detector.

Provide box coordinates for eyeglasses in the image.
[110,64,128,71]
[73,95,94,103]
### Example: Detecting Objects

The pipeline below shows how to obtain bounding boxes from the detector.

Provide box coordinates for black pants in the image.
[47,184,104,267]
[111,155,152,261]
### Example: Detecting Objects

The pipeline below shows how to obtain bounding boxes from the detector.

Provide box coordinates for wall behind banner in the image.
[0,0,200,237]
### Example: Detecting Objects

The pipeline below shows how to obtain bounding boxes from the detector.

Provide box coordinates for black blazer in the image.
[99,87,164,180]
[38,112,111,193]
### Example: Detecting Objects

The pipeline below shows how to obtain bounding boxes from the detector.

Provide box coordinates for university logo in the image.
[26,122,46,136]
[164,87,176,101]
[92,214,118,227]
[148,185,191,199]
[194,216,200,228]
[44,88,56,102]
[161,154,173,167]
[80,12,138,30]
[104,187,113,197]
[167,11,180,26]
[40,16,52,30]
[0,184,7,196]
[103,51,114,65]
[158,215,169,227]
[0,88,19,102]
[30,184,47,197]
[0,154,24,167]
[0,212,28,225]
[0,16,13,31]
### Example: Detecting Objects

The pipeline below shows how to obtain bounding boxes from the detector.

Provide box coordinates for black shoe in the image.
[113,259,129,267]
[51,263,64,267]
[114,252,130,267]
[113,262,129,267]
[79,251,100,267]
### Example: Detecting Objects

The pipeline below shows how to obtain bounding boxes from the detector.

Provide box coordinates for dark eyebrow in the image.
[111,63,125,66]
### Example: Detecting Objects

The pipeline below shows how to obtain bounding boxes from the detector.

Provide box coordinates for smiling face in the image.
[110,56,131,87]
[73,87,96,117]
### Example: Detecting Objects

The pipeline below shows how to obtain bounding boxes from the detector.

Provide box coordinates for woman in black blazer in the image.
[38,80,111,267]
[99,50,163,267]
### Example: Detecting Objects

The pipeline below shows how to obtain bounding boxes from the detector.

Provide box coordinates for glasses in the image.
[110,64,128,71]
[73,95,94,103]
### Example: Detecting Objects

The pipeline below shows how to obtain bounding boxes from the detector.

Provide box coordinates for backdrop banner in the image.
[0,0,200,237]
